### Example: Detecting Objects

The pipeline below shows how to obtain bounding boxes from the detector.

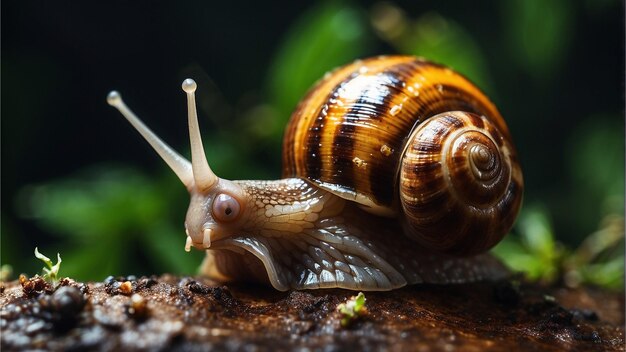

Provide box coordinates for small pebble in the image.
[119,281,133,295]
[127,294,148,319]
[50,287,86,316]
[570,309,599,322]
[141,277,158,288]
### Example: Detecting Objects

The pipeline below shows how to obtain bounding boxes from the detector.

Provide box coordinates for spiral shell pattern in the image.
[400,111,523,255]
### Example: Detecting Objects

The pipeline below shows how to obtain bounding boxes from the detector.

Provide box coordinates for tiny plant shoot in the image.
[337,292,367,327]
[34,247,62,284]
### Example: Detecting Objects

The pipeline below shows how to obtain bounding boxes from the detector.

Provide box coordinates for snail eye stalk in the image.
[182,79,218,191]
[108,79,219,192]
[106,90,194,188]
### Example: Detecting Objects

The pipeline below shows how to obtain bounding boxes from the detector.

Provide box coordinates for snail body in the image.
[108,56,523,291]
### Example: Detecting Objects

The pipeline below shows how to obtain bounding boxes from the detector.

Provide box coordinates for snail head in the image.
[107,79,248,253]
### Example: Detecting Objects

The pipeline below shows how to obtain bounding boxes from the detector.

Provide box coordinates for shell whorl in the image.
[400,111,523,255]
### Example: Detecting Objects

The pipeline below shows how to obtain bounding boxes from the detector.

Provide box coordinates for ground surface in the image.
[0,274,623,351]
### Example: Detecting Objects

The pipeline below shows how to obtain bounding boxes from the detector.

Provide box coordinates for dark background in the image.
[2,1,624,284]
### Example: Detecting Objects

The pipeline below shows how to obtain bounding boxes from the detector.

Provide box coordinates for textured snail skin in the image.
[110,55,523,291]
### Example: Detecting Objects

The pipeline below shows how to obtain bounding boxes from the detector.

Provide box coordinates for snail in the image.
[107,55,523,291]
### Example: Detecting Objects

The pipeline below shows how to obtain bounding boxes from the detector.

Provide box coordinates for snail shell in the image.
[283,55,523,256]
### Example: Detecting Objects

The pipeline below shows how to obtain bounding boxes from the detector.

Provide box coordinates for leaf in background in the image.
[266,2,370,131]
[19,167,169,239]
[492,236,547,280]
[518,206,556,260]
[492,205,560,282]
[371,5,493,95]
[563,214,624,290]
[495,203,624,289]
[502,0,573,80]
[581,255,625,290]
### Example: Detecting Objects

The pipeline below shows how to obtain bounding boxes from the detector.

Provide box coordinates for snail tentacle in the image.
[182,79,218,191]
[107,91,194,188]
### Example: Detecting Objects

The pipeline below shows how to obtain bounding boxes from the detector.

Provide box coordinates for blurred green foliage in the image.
[2,1,623,289]
[16,168,204,281]
[504,0,573,81]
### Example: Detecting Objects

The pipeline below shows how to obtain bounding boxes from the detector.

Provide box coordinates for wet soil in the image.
[1,275,623,351]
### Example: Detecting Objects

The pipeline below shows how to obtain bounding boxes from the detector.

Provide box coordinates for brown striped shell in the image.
[282,56,523,255]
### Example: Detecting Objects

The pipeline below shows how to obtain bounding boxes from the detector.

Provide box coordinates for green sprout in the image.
[337,292,367,327]
[34,247,62,283]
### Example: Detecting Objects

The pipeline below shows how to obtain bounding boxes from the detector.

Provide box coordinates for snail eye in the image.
[212,193,241,222]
